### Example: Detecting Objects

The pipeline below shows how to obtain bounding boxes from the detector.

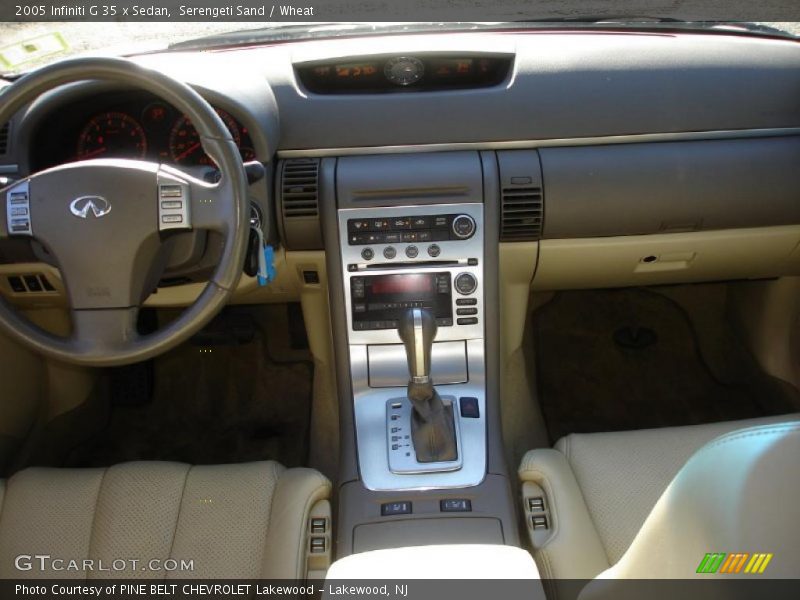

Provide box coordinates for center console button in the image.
[452,214,477,239]
[383,246,397,259]
[454,272,478,295]
[361,247,374,261]
[391,217,411,229]
[440,499,472,512]
[427,244,441,257]
[411,216,430,229]
[381,501,412,516]
[405,245,419,258]
[456,298,477,306]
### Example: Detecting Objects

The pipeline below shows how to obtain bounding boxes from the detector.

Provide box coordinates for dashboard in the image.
[2,31,800,307]
[29,92,255,171]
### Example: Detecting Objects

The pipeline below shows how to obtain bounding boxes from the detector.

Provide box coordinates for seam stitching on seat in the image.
[85,466,110,583]
[259,461,282,579]
[701,425,800,454]
[165,464,192,581]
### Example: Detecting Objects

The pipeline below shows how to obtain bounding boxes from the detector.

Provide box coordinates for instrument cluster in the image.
[31,94,256,170]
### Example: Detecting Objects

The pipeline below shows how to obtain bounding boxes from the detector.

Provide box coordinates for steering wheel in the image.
[0,57,250,366]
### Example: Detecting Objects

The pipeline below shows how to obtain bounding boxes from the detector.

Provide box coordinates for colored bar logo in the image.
[696,552,773,574]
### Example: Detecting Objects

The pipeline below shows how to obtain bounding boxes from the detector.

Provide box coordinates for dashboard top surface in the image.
[4,30,800,170]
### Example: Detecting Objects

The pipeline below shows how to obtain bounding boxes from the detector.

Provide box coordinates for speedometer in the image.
[169,109,241,166]
[76,112,147,160]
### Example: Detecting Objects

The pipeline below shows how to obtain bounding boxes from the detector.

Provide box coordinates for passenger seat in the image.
[519,415,800,587]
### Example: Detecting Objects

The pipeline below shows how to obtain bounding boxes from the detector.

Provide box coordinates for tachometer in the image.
[76,112,148,160]
[169,109,241,166]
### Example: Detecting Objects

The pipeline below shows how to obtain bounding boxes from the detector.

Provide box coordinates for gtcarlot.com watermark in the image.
[15,554,194,573]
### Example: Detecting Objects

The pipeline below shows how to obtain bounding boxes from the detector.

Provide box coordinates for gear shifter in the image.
[398,309,458,463]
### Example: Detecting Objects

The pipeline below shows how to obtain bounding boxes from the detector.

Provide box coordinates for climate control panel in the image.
[348,213,476,246]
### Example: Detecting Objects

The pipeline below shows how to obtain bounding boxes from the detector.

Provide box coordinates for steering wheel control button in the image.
[157,173,191,231]
[451,214,477,239]
[454,272,478,295]
[383,246,397,259]
[381,501,412,516]
[405,245,419,258]
[440,499,472,512]
[361,247,374,261]
[6,182,32,236]
[427,244,441,257]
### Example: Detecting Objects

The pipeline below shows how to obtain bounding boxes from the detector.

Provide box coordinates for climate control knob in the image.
[451,214,476,239]
[454,272,478,296]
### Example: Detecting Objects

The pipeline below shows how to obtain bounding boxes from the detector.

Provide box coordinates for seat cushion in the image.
[519,413,800,579]
[0,461,330,579]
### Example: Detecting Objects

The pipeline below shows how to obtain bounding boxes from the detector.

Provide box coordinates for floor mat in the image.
[533,288,798,443]
[66,306,313,468]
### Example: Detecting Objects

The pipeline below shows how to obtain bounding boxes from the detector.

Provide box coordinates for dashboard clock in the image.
[384,56,425,86]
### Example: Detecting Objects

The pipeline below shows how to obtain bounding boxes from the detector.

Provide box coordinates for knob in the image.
[452,214,476,239]
[454,272,478,296]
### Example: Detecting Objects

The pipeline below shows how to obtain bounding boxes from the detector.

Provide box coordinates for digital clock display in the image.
[297,54,511,94]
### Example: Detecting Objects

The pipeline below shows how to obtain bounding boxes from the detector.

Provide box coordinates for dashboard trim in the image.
[276,127,800,158]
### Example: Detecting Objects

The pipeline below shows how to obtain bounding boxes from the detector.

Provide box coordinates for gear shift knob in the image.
[398,308,437,383]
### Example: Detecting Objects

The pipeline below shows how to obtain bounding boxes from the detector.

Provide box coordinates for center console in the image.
[340,202,486,489]
[318,150,520,556]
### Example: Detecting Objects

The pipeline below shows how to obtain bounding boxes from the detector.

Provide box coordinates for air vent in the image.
[0,122,9,155]
[281,159,320,218]
[497,150,545,242]
[500,186,543,241]
[278,158,323,250]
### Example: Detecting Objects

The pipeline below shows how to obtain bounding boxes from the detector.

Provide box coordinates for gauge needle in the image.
[80,147,107,159]
[174,142,201,161]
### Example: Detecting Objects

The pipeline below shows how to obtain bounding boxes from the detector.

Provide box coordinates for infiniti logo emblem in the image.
[69,196,111,219]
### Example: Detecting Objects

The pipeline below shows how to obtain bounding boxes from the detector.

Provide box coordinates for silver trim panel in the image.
[351,339,487,491]
[340,203,484,346]
[278,127,800,158]
[387,395,463,475]
[368,341,468,388]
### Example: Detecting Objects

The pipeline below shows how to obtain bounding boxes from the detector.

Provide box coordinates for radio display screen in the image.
[370,274,434,295]
[351,272,452,330]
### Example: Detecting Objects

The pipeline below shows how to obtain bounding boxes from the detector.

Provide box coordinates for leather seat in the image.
[519,414,800,587]
[0,461,331,579]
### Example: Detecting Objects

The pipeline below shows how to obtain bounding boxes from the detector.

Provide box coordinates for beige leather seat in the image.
[0,461,330,579]
[519,414,800,590]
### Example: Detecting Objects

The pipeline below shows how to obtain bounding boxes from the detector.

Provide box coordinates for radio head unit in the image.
[351,272,453,330]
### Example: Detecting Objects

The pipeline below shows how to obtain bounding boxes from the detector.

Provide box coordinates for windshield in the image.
[1,21,798,77]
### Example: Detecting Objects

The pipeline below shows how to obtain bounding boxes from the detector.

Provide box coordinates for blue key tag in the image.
[253,225,276,285]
